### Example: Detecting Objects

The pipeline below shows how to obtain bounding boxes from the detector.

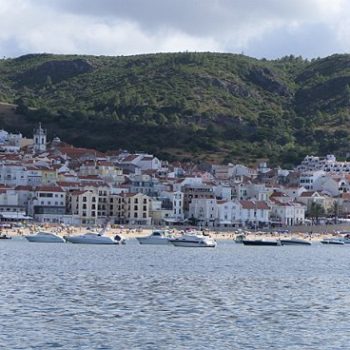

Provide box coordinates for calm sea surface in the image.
[1,238,350,349]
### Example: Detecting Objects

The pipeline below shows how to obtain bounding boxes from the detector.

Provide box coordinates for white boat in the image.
[64,232,121,245]
[281,238,311,246]
[25,231,65,243]
[136,230,172,245]
[321,238,345,245]
[169,232,217,248]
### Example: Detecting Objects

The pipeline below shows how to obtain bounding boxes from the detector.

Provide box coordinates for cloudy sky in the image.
[1,0,350,59]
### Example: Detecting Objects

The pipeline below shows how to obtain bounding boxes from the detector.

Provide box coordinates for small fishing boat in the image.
[243,239,281,246]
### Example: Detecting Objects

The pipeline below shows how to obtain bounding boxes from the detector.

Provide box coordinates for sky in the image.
[1,0,350,59]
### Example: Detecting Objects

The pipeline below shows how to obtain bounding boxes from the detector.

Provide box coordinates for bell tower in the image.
[33,123,47,153]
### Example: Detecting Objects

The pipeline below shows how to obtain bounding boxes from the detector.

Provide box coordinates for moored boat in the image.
[25,231,65,243]
[243,239,281,246]
[281,238,311,246]
[169,232,216,248]
[64,232,119,245]
[321,238,345,245]
[235,234,246,244]
[136,230,172,245]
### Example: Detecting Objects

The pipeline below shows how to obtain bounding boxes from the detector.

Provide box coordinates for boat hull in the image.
[25,235,65,243]
[170,240,216,248]
[243,240,281,246]
[321,240,344,245]
[281,239,311,246]
[65,236,117,244]
[136,237,170,245]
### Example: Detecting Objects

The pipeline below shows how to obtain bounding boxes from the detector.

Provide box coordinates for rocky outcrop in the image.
[14,59,94,86]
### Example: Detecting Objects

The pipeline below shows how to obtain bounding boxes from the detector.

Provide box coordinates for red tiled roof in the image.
[300,191,317,197]
[141,156,154,161]
[70,190,89,196]
[35,185,65,193]
[58,145,104,158]
[239,200,255,209]
[122,154,139,162]
[270,191,288,198]
[57,181,81,187]
[15,185,33,191]
[255,201,270,210]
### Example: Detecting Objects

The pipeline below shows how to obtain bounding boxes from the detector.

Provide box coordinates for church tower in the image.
[33,123,47,153]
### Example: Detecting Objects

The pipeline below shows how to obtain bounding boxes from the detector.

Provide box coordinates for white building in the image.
[189,198,218,227]
[237,200,270,227]
[270,201,305,226]
[299,170,325,190]
[298,154,350,174]
[0,163,28,186]
[30,185,66,222]
[216,200,237,227]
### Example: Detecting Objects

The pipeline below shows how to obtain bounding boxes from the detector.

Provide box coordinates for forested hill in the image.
[0,52,350,166]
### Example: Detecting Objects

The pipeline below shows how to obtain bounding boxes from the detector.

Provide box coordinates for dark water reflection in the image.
[0,239,350,349]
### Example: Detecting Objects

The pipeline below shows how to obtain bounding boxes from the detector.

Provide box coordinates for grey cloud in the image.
[246,23,343,59]
[34,0,325,36]
[0,0,349,58]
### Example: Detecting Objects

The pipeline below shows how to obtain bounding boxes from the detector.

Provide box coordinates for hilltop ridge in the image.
[0,52,350,166]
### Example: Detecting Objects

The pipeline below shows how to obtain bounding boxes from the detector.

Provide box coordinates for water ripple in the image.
[0,240,349,349]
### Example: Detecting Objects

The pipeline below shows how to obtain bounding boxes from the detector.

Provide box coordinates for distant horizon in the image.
[2,51,348,61]
[1,1,350,59]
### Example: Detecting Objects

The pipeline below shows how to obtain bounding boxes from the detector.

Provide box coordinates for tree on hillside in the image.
[308,201,325,225]
[328,201,341,224]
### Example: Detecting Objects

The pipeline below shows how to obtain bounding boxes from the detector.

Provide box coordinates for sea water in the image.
[0,238,349,349]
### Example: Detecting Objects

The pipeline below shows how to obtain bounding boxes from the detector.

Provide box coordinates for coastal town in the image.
[0,123,347,231]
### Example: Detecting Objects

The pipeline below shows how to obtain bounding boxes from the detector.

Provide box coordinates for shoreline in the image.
[2,224,350,242]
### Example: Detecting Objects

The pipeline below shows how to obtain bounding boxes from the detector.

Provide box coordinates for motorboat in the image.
[0,234,11,240]
[341,234,350,244]
[234,234,246,244]
[321,238,345,245]
[243,239,281,246]
[280,238,311,246]
[136,230,172,245]
[114,234,126,245]
[169,232,217,248]
[25,231,65,243]
[64,232,120,245]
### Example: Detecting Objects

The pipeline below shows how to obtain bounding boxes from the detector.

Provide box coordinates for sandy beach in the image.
[3,223,350,242]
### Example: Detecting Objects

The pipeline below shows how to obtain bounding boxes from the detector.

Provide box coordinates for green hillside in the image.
[0,52,350,166]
